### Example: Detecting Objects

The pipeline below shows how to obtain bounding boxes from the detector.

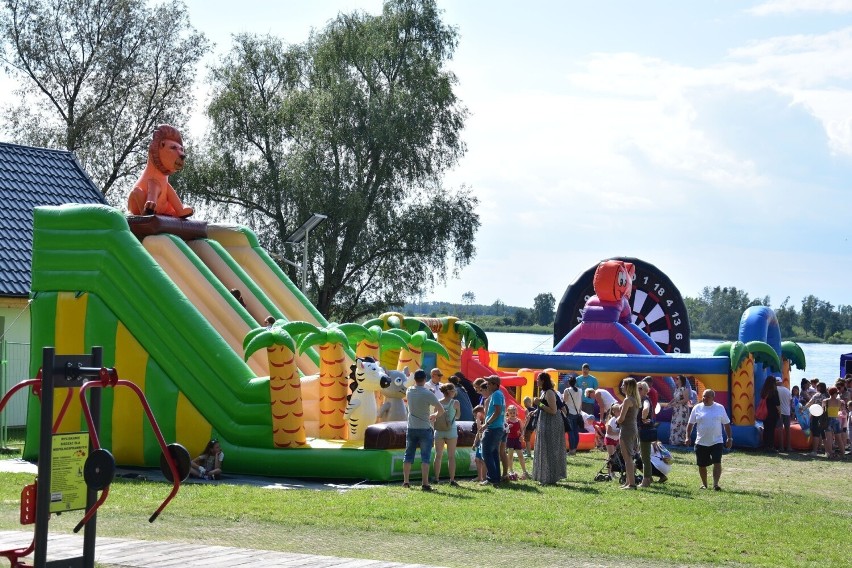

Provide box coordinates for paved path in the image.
[0,530,445,568]
[0,460,438,567]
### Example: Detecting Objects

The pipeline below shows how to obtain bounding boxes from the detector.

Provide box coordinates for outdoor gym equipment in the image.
[0,347,191,568]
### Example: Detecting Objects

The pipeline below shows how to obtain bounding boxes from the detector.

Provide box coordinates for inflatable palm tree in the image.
[362,312,431,370]
[715,340,781,425]
[297,324,352,439]
[414,316,488,376]
[388,329,449,371]
[336,323,408,361]
[243,323,307,448]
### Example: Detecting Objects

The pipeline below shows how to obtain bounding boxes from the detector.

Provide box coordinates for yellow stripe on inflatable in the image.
[112,322,148,464]
[176,392,212,456]
[53,291,87,432]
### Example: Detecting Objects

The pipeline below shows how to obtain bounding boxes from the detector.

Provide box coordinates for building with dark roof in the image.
[0,142,107,425]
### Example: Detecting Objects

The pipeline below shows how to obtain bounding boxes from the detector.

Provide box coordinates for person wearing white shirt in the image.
[585,387,616,420]
[775,377,793,452]
[562,376,583,455]
[426,367,444,396]
[685,389,732,491]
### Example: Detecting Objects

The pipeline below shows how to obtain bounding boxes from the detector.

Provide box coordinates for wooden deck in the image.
[0,530,446,568]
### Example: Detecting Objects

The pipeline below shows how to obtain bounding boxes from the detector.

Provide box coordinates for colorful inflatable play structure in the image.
[495,259,809,450]
[18,128,810,481]
[22,204,495,480]
[23,210,808,486]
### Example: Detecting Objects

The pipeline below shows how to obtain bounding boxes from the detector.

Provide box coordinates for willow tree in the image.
[0,0,208,196]
[180,0,479,321]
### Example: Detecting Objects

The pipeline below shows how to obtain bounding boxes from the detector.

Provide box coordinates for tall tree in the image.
[800,294,818,335]
[775,296,797,339]
[180,0,478,321]
[462,291,476,307]
[532,292,556,326]
[0,0,208,196]
[695,286,761,336]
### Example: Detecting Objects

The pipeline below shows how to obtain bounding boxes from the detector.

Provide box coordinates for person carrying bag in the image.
[637,379,657,487]
[564,376,584,455]
[755,396,768,421]
[554,393,572,434]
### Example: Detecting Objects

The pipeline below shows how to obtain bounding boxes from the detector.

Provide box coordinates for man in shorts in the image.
[402,369,446,491]
[685,389,733,491]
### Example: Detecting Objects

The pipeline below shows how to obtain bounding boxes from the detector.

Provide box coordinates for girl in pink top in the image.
[505,405,529,479]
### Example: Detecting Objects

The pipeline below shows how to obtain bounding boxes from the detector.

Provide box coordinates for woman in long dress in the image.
[667,375,691,447]
[533,372,567,485]
[617,378,640,489]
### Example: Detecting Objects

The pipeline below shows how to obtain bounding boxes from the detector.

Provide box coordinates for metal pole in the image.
[301,231,309,291]
[82,347,103,567]
[0,340,7,451]
[33,347,55,568]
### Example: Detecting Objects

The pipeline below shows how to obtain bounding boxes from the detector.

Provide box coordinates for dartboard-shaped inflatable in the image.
[554,257,691,353]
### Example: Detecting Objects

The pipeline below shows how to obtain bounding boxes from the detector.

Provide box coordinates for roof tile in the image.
[0,142,107,297]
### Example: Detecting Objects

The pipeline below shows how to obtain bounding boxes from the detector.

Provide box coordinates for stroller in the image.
[594,448,643,484]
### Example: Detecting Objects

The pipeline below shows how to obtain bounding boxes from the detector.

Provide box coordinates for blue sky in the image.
[75,2,852,308]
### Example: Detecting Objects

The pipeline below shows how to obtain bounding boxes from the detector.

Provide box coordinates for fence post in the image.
[1,339,7,451]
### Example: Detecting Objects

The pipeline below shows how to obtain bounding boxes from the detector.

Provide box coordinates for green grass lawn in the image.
[1,447,849,567]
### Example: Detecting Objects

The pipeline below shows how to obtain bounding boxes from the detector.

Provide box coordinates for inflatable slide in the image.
[24,204,467,480]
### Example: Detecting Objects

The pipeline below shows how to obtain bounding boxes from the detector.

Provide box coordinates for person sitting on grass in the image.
[190,439,224,480]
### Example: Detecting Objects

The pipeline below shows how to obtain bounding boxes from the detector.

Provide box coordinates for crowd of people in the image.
[399,365,851,491]
[187,363,849,490]
[781,375,851,458]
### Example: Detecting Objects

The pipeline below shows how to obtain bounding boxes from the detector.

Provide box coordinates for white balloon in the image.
[808,405,824,417]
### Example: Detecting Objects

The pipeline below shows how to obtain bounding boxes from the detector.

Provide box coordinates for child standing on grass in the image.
[505,405,529,479]
[472,405,486,482]
[604,404,622,479]
[522,396,538,458]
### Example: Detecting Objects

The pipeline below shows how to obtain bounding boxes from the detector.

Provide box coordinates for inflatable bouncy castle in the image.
[22,203,483,481]
[495,258,806,449]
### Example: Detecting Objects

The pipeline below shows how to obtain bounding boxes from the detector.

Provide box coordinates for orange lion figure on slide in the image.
[127,125,193,217]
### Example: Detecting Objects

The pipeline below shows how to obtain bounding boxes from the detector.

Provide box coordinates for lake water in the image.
[486,332,851,382]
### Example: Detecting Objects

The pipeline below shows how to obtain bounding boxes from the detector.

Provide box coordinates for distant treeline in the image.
[399,297,552,329]
[400,287,852,344]
[685,287,852,343]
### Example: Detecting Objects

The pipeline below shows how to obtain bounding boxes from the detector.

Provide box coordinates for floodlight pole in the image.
[284,213,327,291]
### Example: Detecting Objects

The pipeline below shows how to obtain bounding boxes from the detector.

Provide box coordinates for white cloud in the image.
[790,89,852,154]
[748,0,852,16]
[433,19,852,309]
